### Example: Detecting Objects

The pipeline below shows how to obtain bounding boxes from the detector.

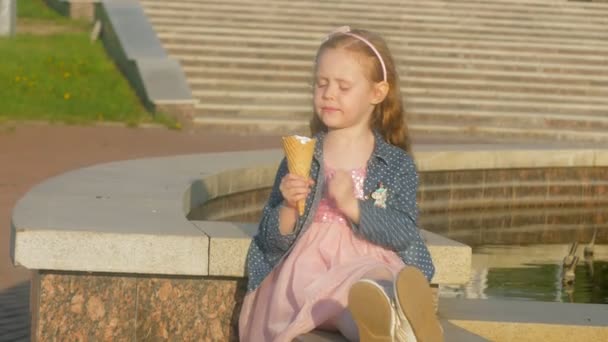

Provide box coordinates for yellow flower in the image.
[64,72,71,79]
[64,92,71,100]
[15,76,20,82]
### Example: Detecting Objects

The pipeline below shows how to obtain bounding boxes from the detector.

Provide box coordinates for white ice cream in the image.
[294,135,312,144]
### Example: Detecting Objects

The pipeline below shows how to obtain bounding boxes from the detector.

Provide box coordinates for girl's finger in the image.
[285,179,311,189]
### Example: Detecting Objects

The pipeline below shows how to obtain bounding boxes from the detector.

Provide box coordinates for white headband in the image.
[323,26,387,82]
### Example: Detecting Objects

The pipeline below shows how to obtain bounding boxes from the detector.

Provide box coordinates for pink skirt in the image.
[238,220,405,342]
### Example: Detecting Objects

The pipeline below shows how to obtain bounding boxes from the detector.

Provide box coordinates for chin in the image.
[319,117,342,129]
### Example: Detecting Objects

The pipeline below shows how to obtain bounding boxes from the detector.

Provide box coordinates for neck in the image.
[326,124,374,145]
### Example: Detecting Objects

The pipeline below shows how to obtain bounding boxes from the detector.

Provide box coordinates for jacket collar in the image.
[312,129,391,166]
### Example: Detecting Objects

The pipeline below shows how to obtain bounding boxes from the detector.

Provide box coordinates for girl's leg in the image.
[361,266,394,282]
[335,309,359,341]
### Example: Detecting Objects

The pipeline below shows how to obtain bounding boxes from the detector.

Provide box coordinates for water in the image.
[441,244,608,304]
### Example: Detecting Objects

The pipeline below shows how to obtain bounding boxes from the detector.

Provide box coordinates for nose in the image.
[322,83,337,100]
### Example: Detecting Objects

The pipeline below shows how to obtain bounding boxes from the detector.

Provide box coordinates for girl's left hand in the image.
[327,170,357,215]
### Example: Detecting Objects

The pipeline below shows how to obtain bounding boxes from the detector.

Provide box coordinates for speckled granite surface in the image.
[34,272,246,341]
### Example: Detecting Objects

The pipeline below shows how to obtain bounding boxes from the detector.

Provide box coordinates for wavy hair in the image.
[310,28,412,154]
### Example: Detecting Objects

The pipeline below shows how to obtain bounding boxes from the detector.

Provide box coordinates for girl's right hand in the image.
[279,173,314,209]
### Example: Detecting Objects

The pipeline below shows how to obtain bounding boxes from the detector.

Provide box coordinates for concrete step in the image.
[190,113,608,142]
[181,68,608,97]
[403,66,608,86]
[142,5,608,34]
[159,33,608,62]
[146,15,608,45]
[140,0,608,10]
[412,123,608,142]
[168,44,608,68]
[187,79,608,105]
[192,102,608,123]
[140,0,608,19]
[410,109,608,131]
[187,80,608,108]
[141,0,608,141]
[404,88,608,105]
[182,66,311,83]
[194,102,311,118]
[154,31,608,64]
[150,20,608,52]
[140,0,608,24]
[140,0,608,11]
[405,77,608,97]
[172,50,608,81]
[408,101,608,117]
[171,55,608,86]
[191,89,608,116]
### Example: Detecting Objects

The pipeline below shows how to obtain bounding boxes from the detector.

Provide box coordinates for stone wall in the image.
[32,271,246,341]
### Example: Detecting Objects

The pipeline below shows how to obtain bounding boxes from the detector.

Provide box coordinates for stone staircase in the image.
[140,0,608,142]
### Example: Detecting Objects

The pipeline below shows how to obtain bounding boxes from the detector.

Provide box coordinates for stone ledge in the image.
[96,0,196,115]
[191,221,472,285]
[11,147,608,279]
[13,228,208,275]
[440,298,608,341]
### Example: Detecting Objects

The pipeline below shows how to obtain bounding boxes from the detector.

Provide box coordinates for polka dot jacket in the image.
[245,130,435,292]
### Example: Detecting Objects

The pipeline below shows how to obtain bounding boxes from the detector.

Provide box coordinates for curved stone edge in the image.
[10,146,608,281]
[415,145,608,171]
[96,0,196,116]
[11,150,281,277]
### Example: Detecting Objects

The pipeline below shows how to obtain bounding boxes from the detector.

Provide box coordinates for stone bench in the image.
[11,149,471,340]
[14,146,608,340]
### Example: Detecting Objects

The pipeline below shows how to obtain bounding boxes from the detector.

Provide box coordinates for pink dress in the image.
[239,165,405,342]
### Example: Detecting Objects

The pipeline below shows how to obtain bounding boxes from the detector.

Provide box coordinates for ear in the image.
[370,81,389,105]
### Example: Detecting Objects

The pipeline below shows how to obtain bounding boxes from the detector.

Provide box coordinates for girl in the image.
[239,26,443,342]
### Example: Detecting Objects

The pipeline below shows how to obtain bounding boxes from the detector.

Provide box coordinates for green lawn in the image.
[18,0,66,20]
[0,1,178,128]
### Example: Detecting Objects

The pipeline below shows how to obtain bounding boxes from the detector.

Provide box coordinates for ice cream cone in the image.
[282,135,316,216]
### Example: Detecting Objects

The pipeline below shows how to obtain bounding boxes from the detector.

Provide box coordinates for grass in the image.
[18,0,65,20]
[0,0,179,129]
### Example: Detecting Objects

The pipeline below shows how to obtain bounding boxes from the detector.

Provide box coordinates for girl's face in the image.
[313,48,386,131]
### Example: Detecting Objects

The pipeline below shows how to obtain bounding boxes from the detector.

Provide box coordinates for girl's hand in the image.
[279,173,314,209]
[327,170,358,220]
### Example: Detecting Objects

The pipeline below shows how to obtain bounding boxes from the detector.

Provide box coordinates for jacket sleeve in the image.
[350,155,435,280]
[254,158,298,254]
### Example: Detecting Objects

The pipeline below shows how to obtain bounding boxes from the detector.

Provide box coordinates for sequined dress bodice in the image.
[313,165,367,225]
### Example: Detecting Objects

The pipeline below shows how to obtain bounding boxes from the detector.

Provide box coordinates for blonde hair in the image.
[310,28,412,154]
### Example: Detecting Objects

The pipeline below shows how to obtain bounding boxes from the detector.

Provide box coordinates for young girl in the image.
[239,27,443,342]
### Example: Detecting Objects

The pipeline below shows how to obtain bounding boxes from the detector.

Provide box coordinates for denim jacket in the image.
[244,130,435,292]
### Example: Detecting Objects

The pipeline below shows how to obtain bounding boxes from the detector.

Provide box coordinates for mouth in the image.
[320,106,340,113]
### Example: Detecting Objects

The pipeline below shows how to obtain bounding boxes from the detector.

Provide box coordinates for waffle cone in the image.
[282,136,316,216]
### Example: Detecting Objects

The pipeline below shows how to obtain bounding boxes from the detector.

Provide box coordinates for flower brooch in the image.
[370,182,388,209]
